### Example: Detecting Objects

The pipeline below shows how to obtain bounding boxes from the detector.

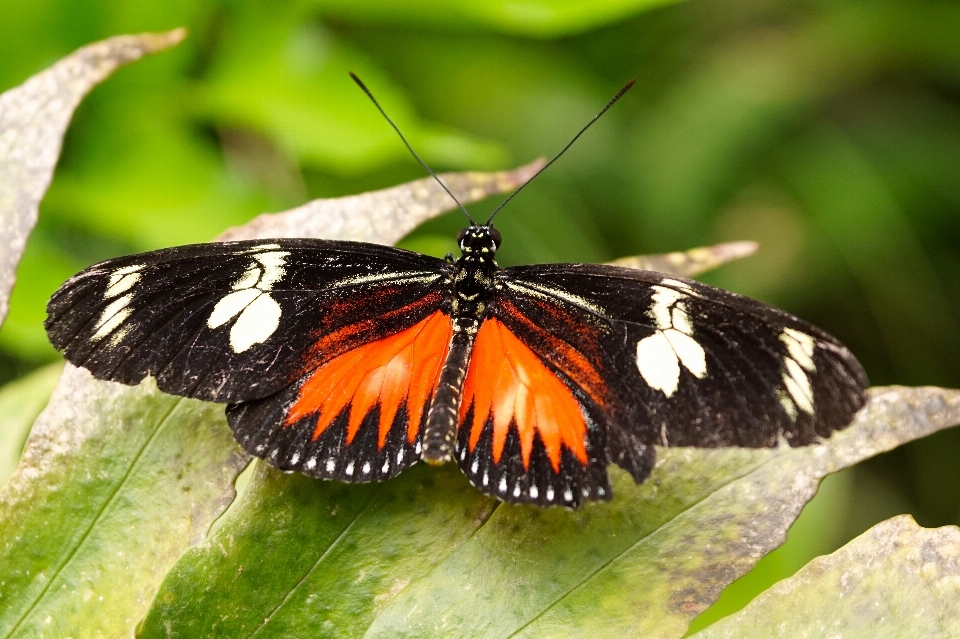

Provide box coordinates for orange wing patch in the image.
[286,311,451,448]
[460,319,589,471]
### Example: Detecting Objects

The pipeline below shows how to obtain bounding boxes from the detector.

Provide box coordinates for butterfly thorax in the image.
[448,225,501,333]
[422,225,502,464]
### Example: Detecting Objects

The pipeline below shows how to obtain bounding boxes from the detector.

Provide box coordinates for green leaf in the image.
[691,515,960,638]
[0,362,63,485]
[0,29,186,327]
[139,387,960,637]
[314,0,689,38]
[0,367,247,639]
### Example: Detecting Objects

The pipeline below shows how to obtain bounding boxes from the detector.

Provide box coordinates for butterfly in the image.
[44,76,868,508]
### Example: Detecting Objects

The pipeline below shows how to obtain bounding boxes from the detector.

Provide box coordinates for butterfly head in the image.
[457,225,501,257]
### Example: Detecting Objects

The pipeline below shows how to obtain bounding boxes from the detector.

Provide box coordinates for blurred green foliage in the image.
[2,0,959,629]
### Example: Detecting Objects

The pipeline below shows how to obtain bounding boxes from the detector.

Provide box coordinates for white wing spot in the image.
[91,294,134,341]
[382,460,390,474]
[783,358,814,414]
[546,486,555,501]
[361,462,371,475]
[582,487,590,497]
[482,471,489,486]
[498,476,507,493]
[513,483,521,498]
[597,487,606,497]
[636,333,681,396]
[649,286,684,329]
[306,457,317,470]
[208,288,260,328]
[326,459,336,472]
[471,458,479,474]
[396,449,404,464]
[345,461,355,476]
[637,286,707,397]
[778,390,799,421]
[105,270,141,298]
[232,264,261,290]
[254,251,288,290]
[229,293,282,353]
[781,328,816,372]
[671,304,694,335]
[530,485,539,499]
[290,453,300,465]
[666,329,706,378]
[415,442,422,455]
[563,488,574,502]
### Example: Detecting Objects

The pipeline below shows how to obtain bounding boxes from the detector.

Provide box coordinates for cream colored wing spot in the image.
[91,294,134,341]
[207,248,290,353]
[779,328,817,418]
[104,264,143,298]
[636,285,708,397]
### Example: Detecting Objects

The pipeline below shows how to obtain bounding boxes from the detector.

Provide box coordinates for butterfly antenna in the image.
[485,78,636,225]
[350,72,476,225]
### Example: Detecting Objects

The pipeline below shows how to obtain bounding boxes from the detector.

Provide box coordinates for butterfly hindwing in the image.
[227,308,453,482]
[454,316,634,507]
[45,239,448,404]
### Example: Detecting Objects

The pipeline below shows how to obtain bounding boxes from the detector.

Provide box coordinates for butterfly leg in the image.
[422,321,477,464]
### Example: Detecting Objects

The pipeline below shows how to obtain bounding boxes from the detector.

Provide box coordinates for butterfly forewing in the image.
[46,239,448,404]
[490,264,867,456]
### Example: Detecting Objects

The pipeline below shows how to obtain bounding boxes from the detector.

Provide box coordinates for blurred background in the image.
[2,0,959,630]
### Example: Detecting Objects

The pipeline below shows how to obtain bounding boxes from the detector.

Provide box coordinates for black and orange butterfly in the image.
[44,76,868,508]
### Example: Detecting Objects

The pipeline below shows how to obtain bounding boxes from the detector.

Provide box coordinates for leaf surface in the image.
[139,387,960,638]
[691,515,960,639]
[0,29,185,327]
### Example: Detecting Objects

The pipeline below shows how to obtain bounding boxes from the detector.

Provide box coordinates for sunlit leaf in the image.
[0,29,185,327]
[139,387,960,637]
[691,515,960,638]
[610,240,758,276]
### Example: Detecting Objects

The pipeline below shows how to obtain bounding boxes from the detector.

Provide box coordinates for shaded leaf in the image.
[217,159,545,243]
[0,161,542,638]
[610,240,759,277]
[0,362,62,485]
[0,29,186,327]
[315,0,689,38]
[139,387,960,637]
[692,515,960,638]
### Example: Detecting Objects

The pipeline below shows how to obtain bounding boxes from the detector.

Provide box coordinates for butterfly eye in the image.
[457,228,468,246]
[489,227,502,248]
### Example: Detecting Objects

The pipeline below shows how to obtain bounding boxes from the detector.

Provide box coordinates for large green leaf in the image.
[314,0,688,38]
[139,387,960,637]
[0,29,185,327]
[691,515,960,638]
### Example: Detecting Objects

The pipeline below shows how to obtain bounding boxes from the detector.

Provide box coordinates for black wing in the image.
[454,263,867,507]
[47,238,448,403]
[47,238,454,482]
